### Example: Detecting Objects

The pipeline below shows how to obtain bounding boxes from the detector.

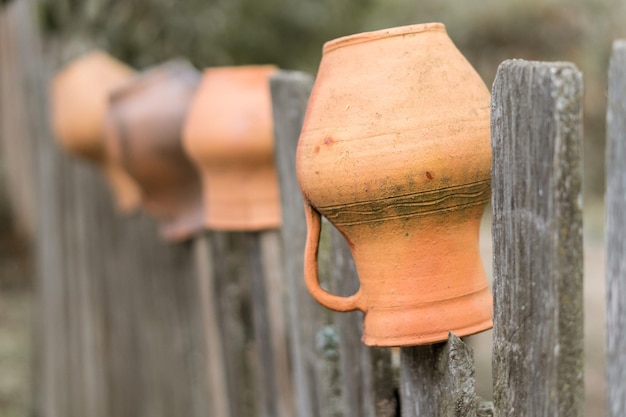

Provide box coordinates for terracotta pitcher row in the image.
[51,52,281,241]
[50,23,493,347]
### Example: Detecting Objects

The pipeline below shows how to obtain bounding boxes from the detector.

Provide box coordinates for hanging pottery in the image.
[182,65,281,231]
[105,60,203,241]
[50,50,141,212]
[296,23,493,347]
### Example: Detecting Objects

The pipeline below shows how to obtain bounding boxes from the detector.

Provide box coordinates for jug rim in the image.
[323,22,446,54]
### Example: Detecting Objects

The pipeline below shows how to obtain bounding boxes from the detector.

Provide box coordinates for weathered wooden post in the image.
[0,2,217,417]
[270,70,340,417]
[203,231,257,417]
[192,233,231,417]
[259,228,296,417]
[196,229,291,417]
[400,334,488,417]
[181,65,296,417]
[0,1,38,239]
[491,60,584,417]
[605,39,626,417]
[270,70,398,417]
[244,228,294,417]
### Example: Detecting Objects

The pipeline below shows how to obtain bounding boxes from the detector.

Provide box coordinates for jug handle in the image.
[304,201,361,312]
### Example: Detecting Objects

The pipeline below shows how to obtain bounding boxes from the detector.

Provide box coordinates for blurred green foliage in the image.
[36,0,626,195]
[38,0,380,71]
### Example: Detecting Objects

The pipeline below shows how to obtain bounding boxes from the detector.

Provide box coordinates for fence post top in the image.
[495,58,581,74]
[613,39,626,51]
[269,70,314,83]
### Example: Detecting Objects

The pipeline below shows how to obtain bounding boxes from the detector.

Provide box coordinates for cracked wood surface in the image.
[491,59,584,417]
[271,70,397,417]
[606,40,626,417]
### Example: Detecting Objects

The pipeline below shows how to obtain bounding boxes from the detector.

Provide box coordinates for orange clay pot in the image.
[296,23,493,347]
[182,65,281,231]
[105,60,203,241]
[50,50,141,212]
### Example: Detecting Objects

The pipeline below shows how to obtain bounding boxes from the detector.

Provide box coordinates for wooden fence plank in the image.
[270,70,323,417]
[271,69,397,417]
[271,70,348,416]
[606,39,626,417]
[491,60,584,417]
[330,228,397,417]
[246,230,294,417]
[209,231,257,417]
[2,2,215,416]
[0,0,38,238]
[258,229,295,417]
[400,334,482,417]
[274,70,366,417]
[193,233,231,417]
[1,2,68,416]
[246,232,276,417]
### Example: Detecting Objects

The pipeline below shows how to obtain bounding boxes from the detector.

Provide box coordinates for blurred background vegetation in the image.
[1,0,625,415]
[33,0,626,196]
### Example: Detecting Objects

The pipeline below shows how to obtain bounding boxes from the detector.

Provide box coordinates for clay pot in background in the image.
[50,50,141,212]
[105,60,203,241]
[182,65,281,231]
[296,23,493,347]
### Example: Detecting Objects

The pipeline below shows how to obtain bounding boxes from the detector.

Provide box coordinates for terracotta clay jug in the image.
[296,23,493,346]
[182,65,281,231]
[50,50,141,212]
[105,60,204,241]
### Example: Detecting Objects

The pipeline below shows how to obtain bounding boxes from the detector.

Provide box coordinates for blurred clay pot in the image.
[182,65,281,231]
[296,23,493,346]
[105,60,203,241]
[50,50,141,212]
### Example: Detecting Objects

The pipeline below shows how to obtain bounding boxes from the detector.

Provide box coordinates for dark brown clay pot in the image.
[50,50,141,212]
[296,23,493,346]
[182,65,281,231]
[105,60,204,241]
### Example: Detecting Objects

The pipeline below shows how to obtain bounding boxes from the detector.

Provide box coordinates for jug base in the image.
[361,286,493,347]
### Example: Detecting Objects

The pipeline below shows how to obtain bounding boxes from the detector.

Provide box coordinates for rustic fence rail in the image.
[2,0,626,415]
[606,39,626,417]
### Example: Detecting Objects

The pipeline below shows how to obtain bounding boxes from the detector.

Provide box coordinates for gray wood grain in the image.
[0,0,38,238]
[3,2,213,416]
[330,228,397,417]
[259,229,295,417]
[1,3,70,416]
[270,70,323,417]
[246,230,293,417]
[271,71,354,417]
[400,333,479,417]
[193,233,231,417]
[271,70,398,417]
[205,229,292,417]
[606,40,626,417]
[491,59,584,417]
[209,231,257,417]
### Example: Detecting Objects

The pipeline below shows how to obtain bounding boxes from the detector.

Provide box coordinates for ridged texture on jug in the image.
[105,60,204,241]
[296,23,493,346]
[50,50,141,212]
[182,65,281,231]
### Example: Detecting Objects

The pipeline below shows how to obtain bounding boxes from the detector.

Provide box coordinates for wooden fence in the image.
[2,0,626,416]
